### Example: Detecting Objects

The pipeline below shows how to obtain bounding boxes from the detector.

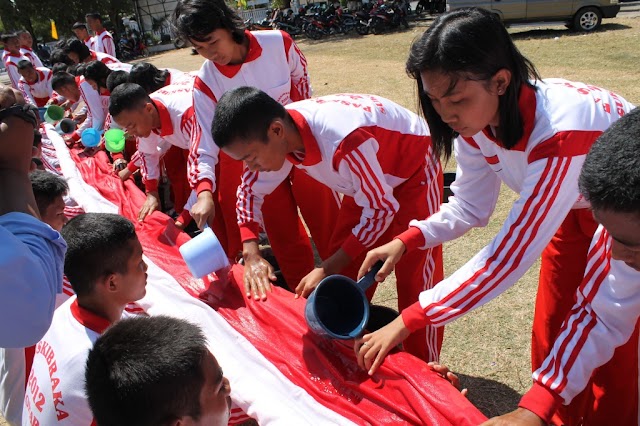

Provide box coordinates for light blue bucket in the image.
[179,224,230,278]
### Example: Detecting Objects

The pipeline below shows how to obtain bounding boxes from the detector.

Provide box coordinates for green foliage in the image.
[0,0,134,42]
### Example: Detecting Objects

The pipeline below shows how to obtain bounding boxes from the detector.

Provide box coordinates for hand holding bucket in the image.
[179,224,230,278]
[305,261,384,340]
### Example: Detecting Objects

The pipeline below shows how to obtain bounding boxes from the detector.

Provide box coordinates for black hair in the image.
[579,108,640,214]
[72,22,88,31]
[86,12,103,22]
[51,72,76,91]
[109,83,151,117]
[106,70,130,92]
[128,62,170,94]
[212,86,287,148]
[406,7,541,160]
[64,38,91,62]
[84,60,112,90]
[29,170,69,217]
[51,62,68,73]
[85,316,208,426]
[60,213,137,297]
[17,60,33,70]
[50,48,73,67]
[172,0,245,44]
[1,33,18,44]
[69,63,87,76]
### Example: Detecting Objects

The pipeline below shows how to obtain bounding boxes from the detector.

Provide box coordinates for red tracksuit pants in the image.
[326,164,444,362]
[214,152,340,286]
[162,145,191,215]
[533,208,640,425]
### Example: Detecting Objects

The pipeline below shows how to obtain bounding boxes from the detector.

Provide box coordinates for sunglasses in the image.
[0,104,39,128]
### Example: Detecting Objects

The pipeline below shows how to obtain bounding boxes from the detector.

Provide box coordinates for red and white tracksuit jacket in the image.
[237,94,444,361]
[18,67,61,107]
[92,29,115,57]
[190,30,339,286]
[19,47,43,68]
[398,78,635,418]
[68,76,107,142]
[3,51,28,89]
[520,225,640,422]
[83,37,93,50]
[137,76,196,214]
[399,78,634,329]
[189,29,310,193]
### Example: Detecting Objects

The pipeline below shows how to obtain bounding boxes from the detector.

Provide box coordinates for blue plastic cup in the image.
[179,224,230,278]
[81,128,102,147]
[305,261,383,340]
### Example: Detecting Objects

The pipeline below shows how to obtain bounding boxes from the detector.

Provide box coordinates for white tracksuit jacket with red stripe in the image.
[18,67,61,107]
[19,47,43,68]
[69,76,107,141]
[399,79,634,330]
[3,51,28,89]
[518,225,640,420]
[236,94,440,259]
[87,50,121,66]
[137,75,196,193]
[189,29,311,195]
[92,29,116,57]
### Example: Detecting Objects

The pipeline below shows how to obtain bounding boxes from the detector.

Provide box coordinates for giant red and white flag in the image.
[44,125,486,425]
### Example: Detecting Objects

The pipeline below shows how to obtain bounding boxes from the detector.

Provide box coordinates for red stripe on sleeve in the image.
[426,158,571,325]
[528,131,601,163]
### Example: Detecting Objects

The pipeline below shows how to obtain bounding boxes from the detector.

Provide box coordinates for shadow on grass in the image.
[510,22,631,40]
[458,373,523,419]
[297,25,417,46]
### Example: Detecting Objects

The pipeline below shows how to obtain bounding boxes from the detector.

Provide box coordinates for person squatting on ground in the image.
[355,8,635,424]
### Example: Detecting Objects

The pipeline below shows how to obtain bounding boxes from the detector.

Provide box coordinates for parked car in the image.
[446,0,621,31]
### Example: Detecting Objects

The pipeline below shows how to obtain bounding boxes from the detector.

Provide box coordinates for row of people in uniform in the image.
[1,2,639,426]
[2,14,115,91]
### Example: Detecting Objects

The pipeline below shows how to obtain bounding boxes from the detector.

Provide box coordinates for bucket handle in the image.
[355,260,384,292]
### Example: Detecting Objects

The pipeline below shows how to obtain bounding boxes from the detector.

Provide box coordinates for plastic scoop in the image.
[81,128,102,147]
[55,118,76,135]
[104,128,126,153]
[179,224,230,278]
[305,261,383,340]
[44,105,64,123]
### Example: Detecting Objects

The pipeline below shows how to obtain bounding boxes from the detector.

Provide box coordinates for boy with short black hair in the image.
[29,170,69,232]
[72,22,93,50]
[52,71,106,145]
[213,86,444,361]
[2,34,27,89]
[17,60,61,107]
[23,213,148,425]
[109,81,195,222]
[85,316,232,426]
[85,13,116,57]
[16,30,42,68]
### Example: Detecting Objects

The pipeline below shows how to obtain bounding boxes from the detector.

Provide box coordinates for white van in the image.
[446,0,621,31]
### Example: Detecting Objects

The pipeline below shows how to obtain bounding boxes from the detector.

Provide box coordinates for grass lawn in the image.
[2,16,638,426]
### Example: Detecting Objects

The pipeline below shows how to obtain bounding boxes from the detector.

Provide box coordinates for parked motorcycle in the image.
[368,1,409,34]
